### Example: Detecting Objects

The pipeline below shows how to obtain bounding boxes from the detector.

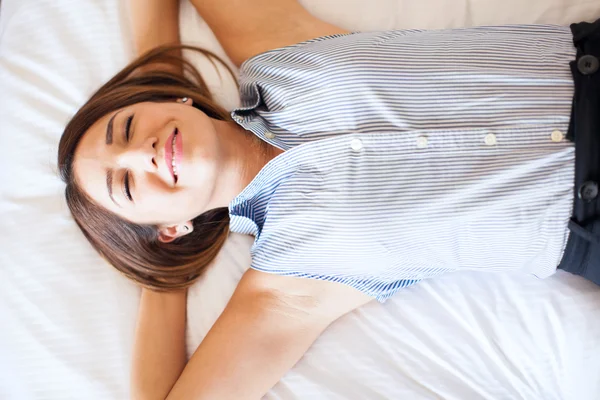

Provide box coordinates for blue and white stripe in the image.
[228,25,576,302]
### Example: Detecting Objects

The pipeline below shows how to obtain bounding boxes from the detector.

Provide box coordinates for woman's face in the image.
[73,100,221,233]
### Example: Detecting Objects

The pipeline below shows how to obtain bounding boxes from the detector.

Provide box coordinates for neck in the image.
[208,119,282,209]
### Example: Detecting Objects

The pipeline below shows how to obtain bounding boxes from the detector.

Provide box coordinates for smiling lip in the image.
[164,129,182,183]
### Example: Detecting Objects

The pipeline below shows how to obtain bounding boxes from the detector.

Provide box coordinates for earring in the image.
[181,97,189,103]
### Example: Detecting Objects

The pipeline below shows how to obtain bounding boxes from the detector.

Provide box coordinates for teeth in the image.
[171,133,178,177]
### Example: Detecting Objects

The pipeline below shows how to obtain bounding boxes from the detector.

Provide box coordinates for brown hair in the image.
[58,45,235,290]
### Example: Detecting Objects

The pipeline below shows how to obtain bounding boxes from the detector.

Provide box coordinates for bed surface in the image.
[2,1,600,399]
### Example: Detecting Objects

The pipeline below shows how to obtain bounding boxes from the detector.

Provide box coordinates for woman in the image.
[58,0,600,398]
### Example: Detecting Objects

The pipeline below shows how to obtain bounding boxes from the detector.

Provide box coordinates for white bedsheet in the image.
[2,1,600,399]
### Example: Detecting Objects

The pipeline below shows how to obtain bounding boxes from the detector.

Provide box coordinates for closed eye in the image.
[123,171,134,202]
[124,114,134,142]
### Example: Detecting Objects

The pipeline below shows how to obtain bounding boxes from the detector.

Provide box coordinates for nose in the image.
[115,136,158,172]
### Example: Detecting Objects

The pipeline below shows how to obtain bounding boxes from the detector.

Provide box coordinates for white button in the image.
[264,131,276,139]
[350,138,363,151]
[484,133,497,146]
[416,136,428,149]
[551,130,564,142]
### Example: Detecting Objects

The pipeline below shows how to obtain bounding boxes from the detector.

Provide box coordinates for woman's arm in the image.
[190,0,349,66]
[131,270,370,400]
[131,288,188,400]
[164,269,372,400]
[130,0,181,56]
[129,0,184,74]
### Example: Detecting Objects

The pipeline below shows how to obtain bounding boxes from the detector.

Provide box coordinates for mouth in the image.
[165,128,182,184]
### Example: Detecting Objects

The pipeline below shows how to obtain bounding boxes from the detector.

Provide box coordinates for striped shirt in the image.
[228,25,576,302]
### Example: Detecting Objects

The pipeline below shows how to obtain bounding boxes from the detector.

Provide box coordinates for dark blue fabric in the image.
[558,18,600,285]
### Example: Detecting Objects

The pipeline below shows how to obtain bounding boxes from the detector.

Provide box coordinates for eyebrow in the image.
[105,111,120,145]
[106,169,121,208]
[105,111,122,207]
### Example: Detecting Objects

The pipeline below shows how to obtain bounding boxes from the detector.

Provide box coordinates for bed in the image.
[2,0,600,399]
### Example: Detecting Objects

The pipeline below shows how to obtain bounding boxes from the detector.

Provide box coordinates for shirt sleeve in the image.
[246,167,423,303]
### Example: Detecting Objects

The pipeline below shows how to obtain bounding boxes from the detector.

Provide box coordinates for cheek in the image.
[138,176,173,205]
[184,117,217,152]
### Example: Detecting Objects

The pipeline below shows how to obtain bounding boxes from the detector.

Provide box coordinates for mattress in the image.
[1,0,600,399]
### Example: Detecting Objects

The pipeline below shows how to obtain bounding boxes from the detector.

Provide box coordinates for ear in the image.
[157,221,194,243]
[176,97,194,106]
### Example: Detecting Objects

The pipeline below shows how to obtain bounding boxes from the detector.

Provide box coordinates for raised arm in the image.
[190,0,348,66]
[130,0,181,56]
[129,0,184,75]
[131,288,188,400]
[163,269,372,399]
